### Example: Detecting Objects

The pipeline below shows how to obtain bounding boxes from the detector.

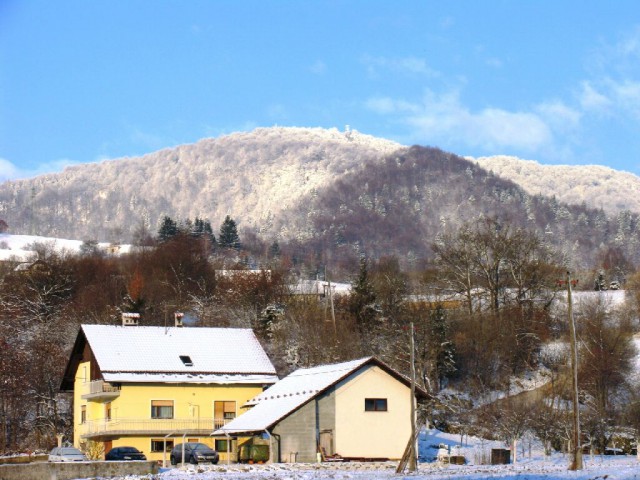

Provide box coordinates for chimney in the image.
[122,312,140,326]
[174,312,184,327]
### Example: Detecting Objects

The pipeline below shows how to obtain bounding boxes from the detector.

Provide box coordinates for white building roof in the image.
[81,325,277,384]
[289,280,352,296]
[214,357,373,435]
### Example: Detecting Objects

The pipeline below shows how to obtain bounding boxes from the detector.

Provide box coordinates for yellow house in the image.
[214,357,428,463]
[60,321,278,463]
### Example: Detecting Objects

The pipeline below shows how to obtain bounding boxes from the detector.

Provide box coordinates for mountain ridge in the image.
[472,154,640,216]
[0,127,638,269]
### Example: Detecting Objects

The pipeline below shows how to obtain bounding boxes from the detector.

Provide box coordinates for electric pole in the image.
[408,321,417,472]
[567,271,583,470]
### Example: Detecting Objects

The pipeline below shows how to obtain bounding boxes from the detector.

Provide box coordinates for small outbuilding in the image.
[214,357,428,463]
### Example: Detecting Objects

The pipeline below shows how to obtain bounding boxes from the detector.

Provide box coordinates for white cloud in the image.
[366,89,553,153]
[579,81,612,112]
[0,157,82,182]
[617,25,640,58]
[579,26,640,119]
[536,100,581,131]
[0,158,21,182]
[608,79,640,116]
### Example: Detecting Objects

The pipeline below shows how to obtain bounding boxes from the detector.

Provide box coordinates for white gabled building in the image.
[214,357,428,463]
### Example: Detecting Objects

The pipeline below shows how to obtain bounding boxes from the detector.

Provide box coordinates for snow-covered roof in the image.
[101,372,278,384]
[288,280,352,296]
[214,357,384,435]
[81,325,277,384]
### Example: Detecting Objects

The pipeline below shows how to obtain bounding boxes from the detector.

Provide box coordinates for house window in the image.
[80,405,86,424]
[151,400,174,419]
[151,439,174,452]
[214,401,236,424]
[105,402,112,421]
[179,355,193,366]
[364,398,387,412]
[215,439,230,452]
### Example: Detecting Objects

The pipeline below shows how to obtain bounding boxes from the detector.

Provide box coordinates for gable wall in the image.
[334,365,412,459]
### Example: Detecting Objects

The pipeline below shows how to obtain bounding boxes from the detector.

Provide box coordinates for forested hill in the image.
[0,126,638,269]
[472,155,640,217]
[0,127,403,241]
[281,146,640,268]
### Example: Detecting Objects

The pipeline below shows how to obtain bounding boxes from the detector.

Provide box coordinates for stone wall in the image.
[0,460,157,480]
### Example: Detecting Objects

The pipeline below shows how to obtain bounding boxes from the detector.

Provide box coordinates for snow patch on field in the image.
[90,429,640,479]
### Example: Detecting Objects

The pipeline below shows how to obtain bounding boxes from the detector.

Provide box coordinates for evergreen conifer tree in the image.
[219,215,241,249]
[349,256,379,331]
[157,216,178,242]
[429,304,456,391]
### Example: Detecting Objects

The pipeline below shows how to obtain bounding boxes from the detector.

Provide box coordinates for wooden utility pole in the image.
[396,322,418,473]
[323,266,337,335]
[567,271,583,470]
[409,321,417,472]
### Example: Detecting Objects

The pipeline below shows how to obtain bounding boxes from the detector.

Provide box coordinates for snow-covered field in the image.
[0,233,130,261]
[83,429,640,480]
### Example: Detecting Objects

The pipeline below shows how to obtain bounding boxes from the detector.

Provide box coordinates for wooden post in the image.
[567,272,583,470]
[396,322,418,473]
[408,321,417,472]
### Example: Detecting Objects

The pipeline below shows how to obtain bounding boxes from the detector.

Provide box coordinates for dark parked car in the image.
[105,446,147,461]
[170,442,219,465]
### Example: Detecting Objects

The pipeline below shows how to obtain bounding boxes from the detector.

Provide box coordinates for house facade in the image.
[60,321,278,463]
[215,357,427,463]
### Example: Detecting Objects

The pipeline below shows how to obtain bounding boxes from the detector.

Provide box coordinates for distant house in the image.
[214,357,428,463]
[288,279,352,300]
[60,317,278,463]
[13,258,51,273]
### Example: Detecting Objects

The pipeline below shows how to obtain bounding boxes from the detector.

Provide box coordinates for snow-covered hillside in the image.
[0,127,404,241]
[472,155,640,216]
[0,233,130,262]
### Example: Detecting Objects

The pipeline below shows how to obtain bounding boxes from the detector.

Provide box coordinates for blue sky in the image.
[2,1,640,181]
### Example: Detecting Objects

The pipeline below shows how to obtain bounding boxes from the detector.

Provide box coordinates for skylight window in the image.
[179,355,194,367]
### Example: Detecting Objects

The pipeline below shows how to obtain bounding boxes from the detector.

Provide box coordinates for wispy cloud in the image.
[0,157,82,182]
[580,26,640,118]
[364,26,640,160]
[129,128,169,152]
[579,81,612,112]
[361,55,439,78]
[536,100,581,132]
[267,103,288,120]
[309,60,327,75]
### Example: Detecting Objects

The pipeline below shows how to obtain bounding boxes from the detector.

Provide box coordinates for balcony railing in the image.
[80,417,233,439]
[81,380,121,401]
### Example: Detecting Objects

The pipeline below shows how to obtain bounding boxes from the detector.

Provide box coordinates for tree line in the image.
[0,216,638,457]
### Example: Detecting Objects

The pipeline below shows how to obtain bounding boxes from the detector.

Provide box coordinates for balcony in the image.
[80,417,232,440]
[81,380,121,401]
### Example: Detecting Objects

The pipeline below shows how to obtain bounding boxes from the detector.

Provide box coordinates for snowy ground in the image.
[0,233,131,261]
[81,429,640,480]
